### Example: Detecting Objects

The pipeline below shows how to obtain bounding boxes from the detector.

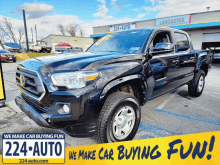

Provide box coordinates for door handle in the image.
[172,60,179,63]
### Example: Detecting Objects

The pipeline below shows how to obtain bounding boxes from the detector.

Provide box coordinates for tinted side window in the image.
[174,32,190,52]
[149,32,173,55]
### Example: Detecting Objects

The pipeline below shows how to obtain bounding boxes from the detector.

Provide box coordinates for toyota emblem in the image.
[20,74,26,87]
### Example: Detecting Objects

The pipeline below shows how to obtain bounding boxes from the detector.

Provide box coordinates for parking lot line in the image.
[204,92,220,100]
[136,122,175,139]
[156,93,176,110]
[189,100,220,117]
[155,109,220,126]
[204,91,220,95]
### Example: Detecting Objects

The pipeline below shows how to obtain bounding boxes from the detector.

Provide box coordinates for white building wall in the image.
[185,30,203,50]
[191,11,220,23]
[185,28,220,50]
[137,20,155,28]
[93,26,110,34]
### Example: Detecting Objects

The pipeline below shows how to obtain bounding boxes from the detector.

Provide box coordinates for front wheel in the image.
[188,70,205,97]
[96,92,141,143]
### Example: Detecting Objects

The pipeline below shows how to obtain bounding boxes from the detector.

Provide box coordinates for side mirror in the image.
[153,43,173,52]
[143,49,153,63]
[175,46,190,52]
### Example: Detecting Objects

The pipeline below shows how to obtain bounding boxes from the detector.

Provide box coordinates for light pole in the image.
[22,9,29,52]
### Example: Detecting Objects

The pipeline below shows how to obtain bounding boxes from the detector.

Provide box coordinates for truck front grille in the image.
[21,93,46,113]
[16,67,46,101]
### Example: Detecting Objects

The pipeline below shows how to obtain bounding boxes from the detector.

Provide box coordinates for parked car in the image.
[0,49,16,62]
[15,28,211,143]
[73,47,83,52]
[60,47,84,54]
[211,49,220,61]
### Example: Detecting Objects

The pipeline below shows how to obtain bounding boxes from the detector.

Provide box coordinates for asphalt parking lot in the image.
[0,60,220,153]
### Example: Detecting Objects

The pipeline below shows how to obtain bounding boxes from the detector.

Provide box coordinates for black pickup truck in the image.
[15,27,211,143]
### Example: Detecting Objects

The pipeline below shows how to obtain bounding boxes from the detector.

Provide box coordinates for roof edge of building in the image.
[93,9,220,29]
[42,34,92,40]
[48,35,92,38]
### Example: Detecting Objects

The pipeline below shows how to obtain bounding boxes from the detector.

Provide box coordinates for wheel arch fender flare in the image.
[99,74,147,101]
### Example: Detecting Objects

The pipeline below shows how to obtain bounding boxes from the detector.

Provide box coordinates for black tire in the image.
[13,59,16,62]
[188,70,205,97]
[96,92,141,143]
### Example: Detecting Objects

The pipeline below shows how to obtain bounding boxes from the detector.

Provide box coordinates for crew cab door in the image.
[174,32,196,83]
[145,30,180,98]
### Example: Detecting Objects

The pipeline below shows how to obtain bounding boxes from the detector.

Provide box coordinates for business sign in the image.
[0,60,6,102]
[2,131,220,164]
[2,133,65,164]
[66,131,220,164]
[110,22,137,32]
[156,15,191,27]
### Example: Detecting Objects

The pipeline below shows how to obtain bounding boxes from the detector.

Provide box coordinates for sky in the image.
[0,0,220,42]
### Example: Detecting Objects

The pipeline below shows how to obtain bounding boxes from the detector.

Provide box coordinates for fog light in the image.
[55,103,71,115]
[63,104,70,114]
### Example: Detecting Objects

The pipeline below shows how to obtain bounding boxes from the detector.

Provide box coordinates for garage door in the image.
[203,33,220,42]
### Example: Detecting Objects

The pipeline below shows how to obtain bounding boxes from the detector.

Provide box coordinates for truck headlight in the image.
[51,71,99,89]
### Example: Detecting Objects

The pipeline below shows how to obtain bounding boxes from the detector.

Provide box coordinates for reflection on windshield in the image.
[87,29,151,54]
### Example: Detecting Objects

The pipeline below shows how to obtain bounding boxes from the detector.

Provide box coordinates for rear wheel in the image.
[188,70,205,97]
[13,59,16,62]
[96,92,141,143]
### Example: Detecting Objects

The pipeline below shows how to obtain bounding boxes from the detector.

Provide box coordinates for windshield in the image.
[87,29,151,54]
[0,50,10,53]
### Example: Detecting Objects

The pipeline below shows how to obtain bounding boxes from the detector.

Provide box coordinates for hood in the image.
[21,52,142,73]
[1,52,14,55]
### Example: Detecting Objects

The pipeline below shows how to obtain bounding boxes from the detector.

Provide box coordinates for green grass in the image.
[16,56,23,60]
[27,53,54,58]
[16,53,54,60]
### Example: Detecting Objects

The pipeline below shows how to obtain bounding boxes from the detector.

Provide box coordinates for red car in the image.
[0,49,16,62]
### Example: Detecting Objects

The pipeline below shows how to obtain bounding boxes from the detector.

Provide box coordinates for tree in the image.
[0,17,17,43]
[0,31,5,48]
[66,23,79,37]
[0,17,25,45]
[57,24,66,36]
[18,27,24,45]
[79,27,85,37]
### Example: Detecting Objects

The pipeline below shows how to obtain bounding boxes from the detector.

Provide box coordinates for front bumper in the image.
[15,95,51,127]
[15,94,97,137]
[1,57,16,61]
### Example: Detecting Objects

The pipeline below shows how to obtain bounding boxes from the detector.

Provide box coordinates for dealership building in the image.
[42,35,93,53]
[91,10,220,50]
